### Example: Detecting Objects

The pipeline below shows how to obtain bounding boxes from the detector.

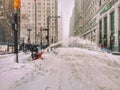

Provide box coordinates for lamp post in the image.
[46,16,50,46]
[40,27,42,51]
[27,29,32,44]
[27,29,32,51]
[34,0,37,43]
[47,16,60,47]
[13,0,20,63]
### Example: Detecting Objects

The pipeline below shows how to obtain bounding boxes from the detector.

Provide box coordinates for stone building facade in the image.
[20,0,58,47]
[0,0,14,42]
[72,0,120,51]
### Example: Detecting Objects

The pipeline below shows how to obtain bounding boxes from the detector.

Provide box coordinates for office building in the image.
[72,0,120,51]
[20,0,58,47]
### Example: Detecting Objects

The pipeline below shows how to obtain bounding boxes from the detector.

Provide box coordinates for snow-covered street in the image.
[0,47,120,90]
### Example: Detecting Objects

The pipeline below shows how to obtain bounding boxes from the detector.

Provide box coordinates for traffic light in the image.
[14,0,21,9]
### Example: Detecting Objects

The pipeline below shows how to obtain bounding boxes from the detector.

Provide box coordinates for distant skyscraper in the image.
[58,0,63,41]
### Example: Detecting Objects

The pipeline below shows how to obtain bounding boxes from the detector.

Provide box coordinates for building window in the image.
[27,3,31,5]
[99,0,102,7]
[38,3,41,5]
[38,23,41,25]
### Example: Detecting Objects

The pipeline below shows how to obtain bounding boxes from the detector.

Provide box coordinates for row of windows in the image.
[22,2,54,6]
[38,3,54,6]
[38,22,55,26]
[82,0,98,25]
[22,6,55,10]
[21,9,55,16]
[37,0,55,2]
[37,7,55,10]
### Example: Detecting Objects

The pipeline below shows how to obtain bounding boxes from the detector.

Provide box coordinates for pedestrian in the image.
[101,43,105,51]
[30,45,38,60]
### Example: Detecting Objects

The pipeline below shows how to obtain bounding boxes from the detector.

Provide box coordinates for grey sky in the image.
[58,0,74,39]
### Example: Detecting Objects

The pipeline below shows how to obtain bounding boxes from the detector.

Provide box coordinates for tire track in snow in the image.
[59,49,120,90]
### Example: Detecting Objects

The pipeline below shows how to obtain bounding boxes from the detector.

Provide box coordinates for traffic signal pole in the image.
[14,9,18,63]
[47,16,50,47]
[40,27,42,51]
[34,0,37,43]
[13,0,20,63]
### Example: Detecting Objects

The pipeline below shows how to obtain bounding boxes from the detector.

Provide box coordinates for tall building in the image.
[58,14,63,41]
[72,0,120,52]
[69,8,75,37]
[58,0,63,41]
[20,0,58,47]
[73,0,98,40]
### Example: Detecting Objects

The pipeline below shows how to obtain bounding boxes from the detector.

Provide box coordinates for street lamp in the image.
[39,27,42,51]
[27,29,32,51]
[27,29,32,44]
[34,0,37,43]
[47,16,60,47]
[13,0,21,63]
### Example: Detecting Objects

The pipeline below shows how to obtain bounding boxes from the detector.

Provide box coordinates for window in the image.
[38,3,41,5]
[99,0,102,7]
[38,23,41,25]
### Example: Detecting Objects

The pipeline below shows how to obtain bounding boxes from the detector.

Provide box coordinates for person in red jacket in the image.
[101,43,105,51]
[30,45,38,60]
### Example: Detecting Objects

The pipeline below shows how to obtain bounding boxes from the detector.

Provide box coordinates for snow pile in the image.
[0,48,120,90]
[68,36,101,51]
[44,36,102,53]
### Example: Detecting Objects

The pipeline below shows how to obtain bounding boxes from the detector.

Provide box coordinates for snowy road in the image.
[0,48,120,90]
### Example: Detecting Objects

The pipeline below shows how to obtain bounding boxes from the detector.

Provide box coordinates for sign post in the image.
[40,27,42,51]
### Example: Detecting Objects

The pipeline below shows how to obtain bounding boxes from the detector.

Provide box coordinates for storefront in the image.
[98,0,120,52]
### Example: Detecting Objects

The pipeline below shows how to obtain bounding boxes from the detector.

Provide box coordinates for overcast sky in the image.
[58,0,74,39]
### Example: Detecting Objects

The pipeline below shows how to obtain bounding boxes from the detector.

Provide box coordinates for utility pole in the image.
[34,0,37,43]
[27,29,32,44]
[13,0,20,63]
[47,16,50,47]
[40,27,42,51]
